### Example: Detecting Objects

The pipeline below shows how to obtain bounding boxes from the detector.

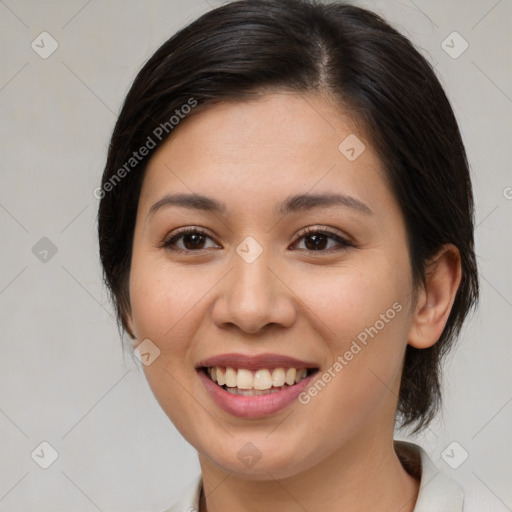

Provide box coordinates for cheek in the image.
[129,257,215,342]
[290,262,410,420]
[129,260,217,439]
[291,260,407,347]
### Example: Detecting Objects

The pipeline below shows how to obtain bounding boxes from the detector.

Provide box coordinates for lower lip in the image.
[198,368,317,418]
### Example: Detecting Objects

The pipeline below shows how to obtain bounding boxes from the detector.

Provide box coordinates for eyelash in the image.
[159,226,355,254]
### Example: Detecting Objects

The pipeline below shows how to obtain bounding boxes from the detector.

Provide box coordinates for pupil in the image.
[305,234,327,250]
[184,233,204,249]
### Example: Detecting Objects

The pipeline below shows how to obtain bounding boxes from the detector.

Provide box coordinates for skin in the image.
[126,92,462,512]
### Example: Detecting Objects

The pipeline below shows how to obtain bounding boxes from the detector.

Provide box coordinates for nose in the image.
[210,248,297,334]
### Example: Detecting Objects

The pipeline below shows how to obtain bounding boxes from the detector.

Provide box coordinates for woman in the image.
[97,1,483,510]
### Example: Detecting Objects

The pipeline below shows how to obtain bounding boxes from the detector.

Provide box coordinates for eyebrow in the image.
[147,192,373,218]
[277,192,373,216]
[148,193,227,218]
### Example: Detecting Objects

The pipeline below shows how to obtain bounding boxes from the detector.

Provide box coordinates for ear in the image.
[408,244,462,349]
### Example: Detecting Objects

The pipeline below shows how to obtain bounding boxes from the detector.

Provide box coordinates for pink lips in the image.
[196,353,319,418]
[196,352,318,371]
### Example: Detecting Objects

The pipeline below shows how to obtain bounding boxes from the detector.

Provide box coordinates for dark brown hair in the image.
[97,0,478,433]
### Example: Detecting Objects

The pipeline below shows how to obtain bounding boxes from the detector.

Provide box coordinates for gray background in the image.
[0,0,510,510]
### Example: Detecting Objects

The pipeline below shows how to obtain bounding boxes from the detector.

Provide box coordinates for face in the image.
[127,92,416,479]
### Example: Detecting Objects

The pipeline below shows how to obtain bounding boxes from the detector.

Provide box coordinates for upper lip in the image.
[196,353,319,371]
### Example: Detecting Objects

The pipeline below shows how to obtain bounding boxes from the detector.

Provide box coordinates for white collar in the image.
[396,440,464,511]
[164,441,464,511]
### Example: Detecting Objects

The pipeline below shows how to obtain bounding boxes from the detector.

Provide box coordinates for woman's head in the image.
[97,0,478,457]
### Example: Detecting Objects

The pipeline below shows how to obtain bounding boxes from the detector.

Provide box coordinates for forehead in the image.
[138,92,393,219]
[159,92,362,161]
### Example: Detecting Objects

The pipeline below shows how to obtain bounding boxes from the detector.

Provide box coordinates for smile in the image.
[195,353,319,417]
[204,366,314,396]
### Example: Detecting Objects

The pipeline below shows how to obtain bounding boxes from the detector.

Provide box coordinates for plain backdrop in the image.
[0,0,511,510]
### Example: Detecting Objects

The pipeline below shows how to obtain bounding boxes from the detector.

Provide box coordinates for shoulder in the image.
[162,447,503,512]
[160,473,202,512]
[463,490,509,512]
[395,440,500,512]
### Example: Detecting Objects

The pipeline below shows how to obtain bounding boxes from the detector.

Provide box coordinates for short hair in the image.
[97,0,479,433]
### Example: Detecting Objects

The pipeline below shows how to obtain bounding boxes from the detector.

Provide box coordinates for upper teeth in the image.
[207,367,309,390]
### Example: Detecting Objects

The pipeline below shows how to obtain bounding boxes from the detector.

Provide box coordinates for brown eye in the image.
[303,233,329,250]
[180,232,207,250]
[292,228,353,252]
[161,228,220,252]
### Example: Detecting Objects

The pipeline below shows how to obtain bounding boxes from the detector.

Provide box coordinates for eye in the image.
[159,226,354,254]
[160,227,221,252]
[291,226,354,252]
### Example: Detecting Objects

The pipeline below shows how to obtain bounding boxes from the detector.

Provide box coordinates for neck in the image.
[198,433,420,512]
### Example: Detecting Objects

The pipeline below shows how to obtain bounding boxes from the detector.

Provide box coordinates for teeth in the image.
[253,369,272,390]
[286,368,296,385]
[225,387,286,396]
[237,369,253,389]
[225,367,237,388]
[272,367,285,387]
[205,366,310,390]
[216,367,225,386]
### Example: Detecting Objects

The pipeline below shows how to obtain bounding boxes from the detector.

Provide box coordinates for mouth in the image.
[199,366,319,396]
[195,353,320,417]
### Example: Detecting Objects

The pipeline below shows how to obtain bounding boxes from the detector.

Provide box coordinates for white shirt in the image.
[162,441,496,511]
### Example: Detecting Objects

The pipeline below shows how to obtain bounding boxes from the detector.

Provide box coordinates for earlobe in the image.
[408,244,462,349]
